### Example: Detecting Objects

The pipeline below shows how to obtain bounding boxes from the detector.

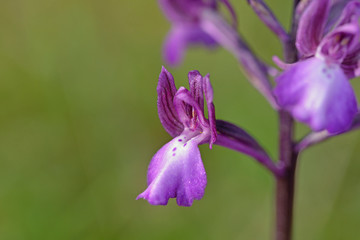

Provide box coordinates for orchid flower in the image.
[159,0,237,66]
[136,67,217,206]
[137,67,277,206]
[274,0,360,134]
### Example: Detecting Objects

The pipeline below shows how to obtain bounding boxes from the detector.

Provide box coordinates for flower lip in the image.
[274,57,358,134]
[136,132,208,206]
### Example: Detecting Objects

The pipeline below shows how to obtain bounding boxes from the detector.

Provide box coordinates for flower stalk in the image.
[275,1,300,239]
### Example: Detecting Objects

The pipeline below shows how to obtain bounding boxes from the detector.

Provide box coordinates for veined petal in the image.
[163,25,217,66]
[215,119,265,151]
[157,67,184,137]
[203,74,217,148]
[296,0,330,56]
[173,87,208,130]
[188,70,204,112]
[137,133,207,206]
[274,57,358,134]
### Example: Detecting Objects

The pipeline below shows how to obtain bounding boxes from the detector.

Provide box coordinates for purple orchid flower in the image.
[159,0,237,66]
[137,67,217,206]
[274,0,360,134]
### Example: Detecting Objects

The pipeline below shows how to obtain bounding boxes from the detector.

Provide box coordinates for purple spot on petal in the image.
[172,147,177,152]
[183,143,187,147]
[178,139,182,142]
[172,153,176,157]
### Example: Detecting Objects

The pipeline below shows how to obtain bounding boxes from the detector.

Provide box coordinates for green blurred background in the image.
[1,0,360,239]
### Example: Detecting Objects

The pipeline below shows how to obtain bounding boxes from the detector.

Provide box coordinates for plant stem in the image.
[275,111,297,240]
[275,1,300,240]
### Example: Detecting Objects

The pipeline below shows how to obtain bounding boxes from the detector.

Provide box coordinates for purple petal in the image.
[163,25,217,66]
[188,70,204,112]
[317,23,360,63]
[342,43,360,78]
[173,87,208,129]
[214,119,279,175]
[295,0,312,20]
[274,57,358,134]
[157,67,184,137]
[203,74,217,148]
[137,134,207,206]
[215,120,265,152]
[159,0,217,23]
[163,27,188,66]
[296,0,330,56]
